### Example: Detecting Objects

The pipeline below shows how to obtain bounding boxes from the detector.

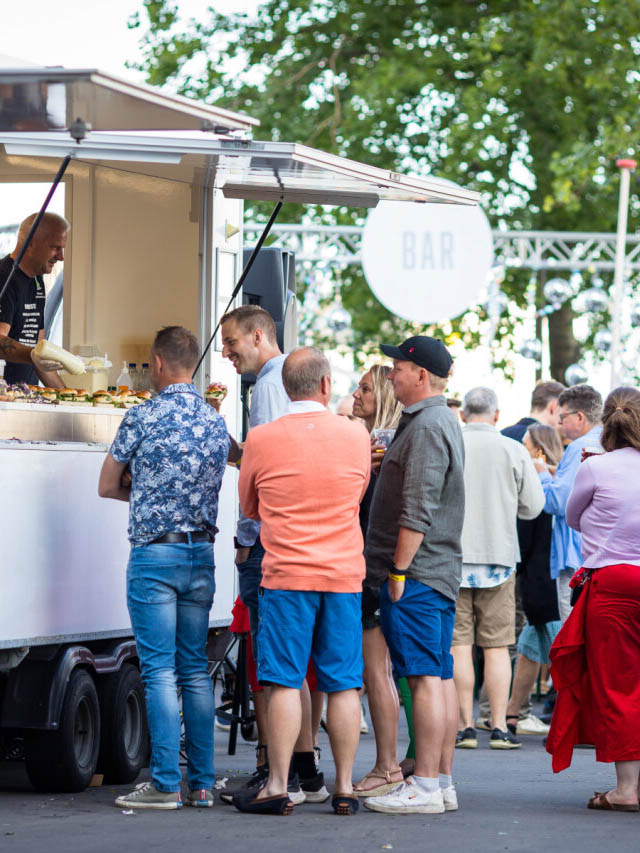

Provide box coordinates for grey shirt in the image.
[364,395,465,602]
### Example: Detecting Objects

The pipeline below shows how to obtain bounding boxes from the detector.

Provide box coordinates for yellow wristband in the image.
[388,573,406,583]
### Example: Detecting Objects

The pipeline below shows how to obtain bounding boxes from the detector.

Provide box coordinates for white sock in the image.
[439,774,453,789]
[412,775,439,793]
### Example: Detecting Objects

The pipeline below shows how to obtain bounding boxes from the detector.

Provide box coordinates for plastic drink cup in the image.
[372,428,396,452]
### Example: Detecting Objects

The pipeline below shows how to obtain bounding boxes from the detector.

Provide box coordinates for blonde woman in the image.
[352,365,407,795]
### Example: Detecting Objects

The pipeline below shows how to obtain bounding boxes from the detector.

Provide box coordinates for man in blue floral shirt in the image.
[99,326,229,810]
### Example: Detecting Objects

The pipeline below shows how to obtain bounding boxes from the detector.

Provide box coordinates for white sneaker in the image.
[516,713,550,735]
[441,785,458,811]
[364,777,445,814]
[360,702,369,734]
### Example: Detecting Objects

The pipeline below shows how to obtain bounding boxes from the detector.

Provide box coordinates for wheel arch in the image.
[1,640,139,730]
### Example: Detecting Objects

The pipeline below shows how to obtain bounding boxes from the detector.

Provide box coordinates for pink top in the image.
[565,446,640,568]
[238,409,370,592]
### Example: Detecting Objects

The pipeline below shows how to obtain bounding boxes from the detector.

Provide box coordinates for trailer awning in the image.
[0,131,480,208]
[0,67,259,134]
[0,66,478,208]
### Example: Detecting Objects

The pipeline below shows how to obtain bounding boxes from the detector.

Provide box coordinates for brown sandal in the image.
[587,791,639,812]
[353,768,403,797]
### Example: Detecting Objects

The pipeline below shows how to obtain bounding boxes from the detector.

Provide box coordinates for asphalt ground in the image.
[0,698,638,853]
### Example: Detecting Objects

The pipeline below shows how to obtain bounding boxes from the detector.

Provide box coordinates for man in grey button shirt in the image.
[363,335,465,816]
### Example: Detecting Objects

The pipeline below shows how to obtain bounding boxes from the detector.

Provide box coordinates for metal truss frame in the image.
[245,223,640,272]
[4,221,640,272]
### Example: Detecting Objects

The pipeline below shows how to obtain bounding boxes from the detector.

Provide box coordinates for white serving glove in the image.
[30,349,64,373]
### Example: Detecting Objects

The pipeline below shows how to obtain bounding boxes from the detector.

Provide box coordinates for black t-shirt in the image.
[0,254,45,384]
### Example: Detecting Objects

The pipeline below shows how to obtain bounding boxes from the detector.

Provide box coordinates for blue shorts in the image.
[257,588,363,693]
[380,578,456,679]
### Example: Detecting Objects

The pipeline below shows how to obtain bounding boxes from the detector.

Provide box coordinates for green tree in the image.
[130,0,640,378]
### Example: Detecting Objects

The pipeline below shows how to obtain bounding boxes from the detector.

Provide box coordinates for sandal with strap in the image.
[332,793,360,816]
[588,791,639,812]
[353,768,403,797]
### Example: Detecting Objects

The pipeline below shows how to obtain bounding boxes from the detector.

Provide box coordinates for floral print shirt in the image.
[110,383,230,545]
[461,563,514,589]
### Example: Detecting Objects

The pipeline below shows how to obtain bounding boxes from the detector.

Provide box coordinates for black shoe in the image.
[332,793,359,815]
[219,765,268,805]
[490,728,521,749]
[299,770,329,803]
[455,727,478,749]
[232,790,294,815]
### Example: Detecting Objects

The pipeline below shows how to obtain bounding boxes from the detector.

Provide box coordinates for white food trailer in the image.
[0,67,479,792]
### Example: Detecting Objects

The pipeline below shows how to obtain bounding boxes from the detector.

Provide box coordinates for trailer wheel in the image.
[97,663,149,784]
[25,668,100,793]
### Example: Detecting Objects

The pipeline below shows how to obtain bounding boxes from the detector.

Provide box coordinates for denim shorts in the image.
[517,621,562,664]
[380,577,456,679]
[257,588,363,693]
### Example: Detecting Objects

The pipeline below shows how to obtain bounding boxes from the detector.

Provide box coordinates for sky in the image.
[1,1,256,77]
[0,1,257,224]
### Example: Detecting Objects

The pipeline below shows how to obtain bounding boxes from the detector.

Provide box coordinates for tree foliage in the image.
[130,0,640,376]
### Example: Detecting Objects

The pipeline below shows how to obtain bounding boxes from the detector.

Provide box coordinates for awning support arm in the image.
[192,200,283,380]
[0,154,72,307]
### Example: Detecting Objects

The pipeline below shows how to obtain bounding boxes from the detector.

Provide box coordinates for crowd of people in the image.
[97,306,640,817]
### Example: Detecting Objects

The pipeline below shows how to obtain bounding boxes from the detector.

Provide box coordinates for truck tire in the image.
[25,668,100,793]
[97,663,149,784]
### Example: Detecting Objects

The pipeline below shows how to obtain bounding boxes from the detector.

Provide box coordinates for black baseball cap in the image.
[380,335,453,378]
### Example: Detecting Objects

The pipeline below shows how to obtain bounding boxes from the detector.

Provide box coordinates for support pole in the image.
[610,158,636,389]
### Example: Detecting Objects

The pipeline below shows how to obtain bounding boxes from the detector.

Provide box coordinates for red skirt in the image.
[546,564,640,771]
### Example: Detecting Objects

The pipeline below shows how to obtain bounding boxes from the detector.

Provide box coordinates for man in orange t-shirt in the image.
[234,347,370,816]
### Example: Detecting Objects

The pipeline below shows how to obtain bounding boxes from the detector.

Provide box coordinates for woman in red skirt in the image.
[547,386,640,811]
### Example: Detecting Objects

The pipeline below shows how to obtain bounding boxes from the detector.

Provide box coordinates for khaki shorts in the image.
[452,573,516,648]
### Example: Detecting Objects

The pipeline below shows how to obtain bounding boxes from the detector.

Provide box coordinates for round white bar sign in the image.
[361,199,493,323]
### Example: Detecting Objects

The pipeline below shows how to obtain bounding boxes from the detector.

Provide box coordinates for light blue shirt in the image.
[539,424,602,579]
[236,354,289,546]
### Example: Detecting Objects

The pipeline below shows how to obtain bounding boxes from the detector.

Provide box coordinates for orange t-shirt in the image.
[238,409,371,592]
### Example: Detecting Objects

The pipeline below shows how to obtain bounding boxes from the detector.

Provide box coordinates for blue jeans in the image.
[236,538,265,658]
[127,541,215,792]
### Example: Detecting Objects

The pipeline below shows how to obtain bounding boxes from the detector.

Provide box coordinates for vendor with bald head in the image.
[0,212,69,388]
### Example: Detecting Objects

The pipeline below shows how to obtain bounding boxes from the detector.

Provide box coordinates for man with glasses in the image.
[532,384,603,623]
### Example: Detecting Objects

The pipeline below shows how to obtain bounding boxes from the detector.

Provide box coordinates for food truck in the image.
[0,66,479,792]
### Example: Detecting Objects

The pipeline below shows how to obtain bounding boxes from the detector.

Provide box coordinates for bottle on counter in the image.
[116,361,131,392]
[140,363,150,392]
[128,363,139,392]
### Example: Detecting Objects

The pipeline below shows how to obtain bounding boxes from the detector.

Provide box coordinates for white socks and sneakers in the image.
[364,773,458,814]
